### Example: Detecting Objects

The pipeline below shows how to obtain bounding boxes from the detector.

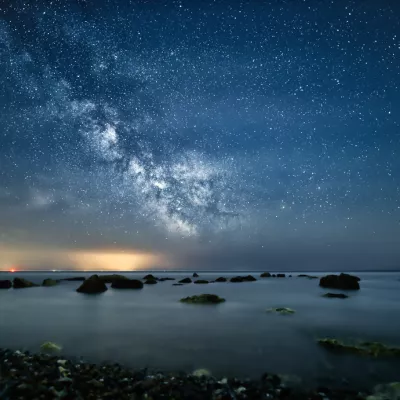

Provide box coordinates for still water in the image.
[0,271,399,389]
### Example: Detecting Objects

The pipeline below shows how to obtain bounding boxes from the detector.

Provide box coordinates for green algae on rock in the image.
[42,278,58,287]
[180,294,225,304]
[266,307,295,315]
[317,338,400,357]
[40,342,62,353]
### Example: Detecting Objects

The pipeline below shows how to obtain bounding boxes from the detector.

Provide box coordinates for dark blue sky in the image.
[0,0,399,270]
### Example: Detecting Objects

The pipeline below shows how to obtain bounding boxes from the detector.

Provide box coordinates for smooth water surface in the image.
[1,271,400,389]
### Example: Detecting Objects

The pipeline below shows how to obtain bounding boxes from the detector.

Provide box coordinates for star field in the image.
[0,0,399,270]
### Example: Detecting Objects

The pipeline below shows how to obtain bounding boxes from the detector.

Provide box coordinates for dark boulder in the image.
[76,275,108,294]
[98,274,129,284]
[298,274,318,279]
[158,277,175,281]
[272,274,276,277]
[319,273,360,290]
[42,278,58,287]
[0,280,12,289]
[180,294,225,304]
[179,278,192,284]
[276,273,286,278]
[61,277,85,281]
[144,279,157,285]
[215,277,227,282]
[193,272,199,278]
[230,275,257,283]
[13,278,38,289]
[323,293,349,299]
[111,279,143,289]
[143,274,157,280]
[194,280,209,284]
[260,272,271,278]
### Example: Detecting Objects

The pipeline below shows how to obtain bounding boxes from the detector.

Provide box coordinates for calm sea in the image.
[1,271,399,389]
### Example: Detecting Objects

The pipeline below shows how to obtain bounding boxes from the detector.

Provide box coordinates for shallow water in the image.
[1,271,400,389]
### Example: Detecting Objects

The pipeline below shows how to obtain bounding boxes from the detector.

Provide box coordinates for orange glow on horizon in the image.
[9,268,16,273]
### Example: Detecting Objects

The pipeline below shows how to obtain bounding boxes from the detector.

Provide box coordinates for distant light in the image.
[10,268,16,273]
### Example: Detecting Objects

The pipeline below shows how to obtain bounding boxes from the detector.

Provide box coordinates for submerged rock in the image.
[319,273,360,290]
[317,338,400,357]
[230,275,257,283]
[76,275,108,294]
[180,294,225,304]
[215,277,227,282]
[179,278,192,284]
[158,277,175,281]
[194,280,209,284]
[13,277,38,289]
[266,307,295,315]
[0,280,12,289]
[260,272,271,278]
[98,274,129,283]
[322,292,348,299]
[42,278,58,287]
[298,274,318,279]
[111,279,143,289]
[61,276,86,281]
[173,283,183,286]
[276,273,286,278]
[193,272,199,278]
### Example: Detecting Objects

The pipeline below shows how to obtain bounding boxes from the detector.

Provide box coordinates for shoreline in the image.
[0,348,369,400]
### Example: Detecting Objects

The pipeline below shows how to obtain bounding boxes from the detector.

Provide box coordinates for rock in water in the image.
[276,273,286,278]
[319,273,360,290]
[111,279,143,289]
[97,274,129,283]
[215,277,227,282]
[143,274,157,280]
[194,280,209,284]
[230,275,257,282]
[260,272,271,278]
[42,278,58,287]
[13,278,38,289]
[76,275,107,294]
[0,280,12,289]
[180,294,226,304]
[144,278,157,285]
[266,307,295,315]
[40,341,62,353]
[193,272,199,277]
[179,277,192,284]
[323,292,348,299]
[61,276,86,281]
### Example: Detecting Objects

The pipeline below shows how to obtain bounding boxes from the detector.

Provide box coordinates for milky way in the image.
[1,0,399,269]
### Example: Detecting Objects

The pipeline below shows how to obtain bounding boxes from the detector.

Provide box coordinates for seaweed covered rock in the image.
[215,277,227,282]
[266,307,295,315]
[180,294,225,304]
[111,279,143,289]
[323,292,348,299]
[179,278,192,284]
[0,280,12,289]
[319,273,360,290]
[317,338,400,357]
[76,275,108,294]
[98,274,129,284]
[40,341,62,353]
[194,280,209,284]
[13,278,38,289]
[42,278,58,287]
[230,275,257,283]
[260,272,271,278]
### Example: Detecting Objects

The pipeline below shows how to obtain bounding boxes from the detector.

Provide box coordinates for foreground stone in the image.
[317,338,400,357]
[0,280,12,289]
[319,273,360,290]
[323,293,348,299]
[180,294,225,304]
[76,275,108,294]
[42,278,58,287]
[230,275,257,283]
[111,279,143,289]
[13,278,38,289]
[0,348,368,400]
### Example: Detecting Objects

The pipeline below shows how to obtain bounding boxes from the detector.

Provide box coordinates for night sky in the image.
[1,0,399,271]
